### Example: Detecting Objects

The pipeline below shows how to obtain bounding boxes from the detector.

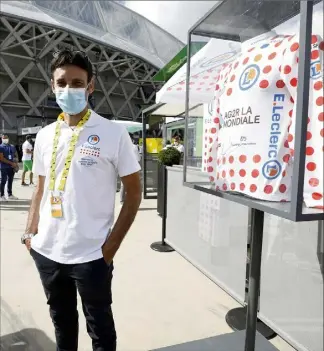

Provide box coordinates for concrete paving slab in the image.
[1,174,296,351]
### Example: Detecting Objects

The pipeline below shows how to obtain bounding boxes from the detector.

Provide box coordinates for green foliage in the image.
[158,147,181,166]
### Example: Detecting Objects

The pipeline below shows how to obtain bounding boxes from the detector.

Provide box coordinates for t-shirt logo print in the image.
[88,135,100,145]
[80,135,101,158]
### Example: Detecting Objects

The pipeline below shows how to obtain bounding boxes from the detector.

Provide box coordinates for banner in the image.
[139,138,163,154]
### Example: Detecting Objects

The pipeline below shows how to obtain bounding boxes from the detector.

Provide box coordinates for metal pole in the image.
[183,32,192,184]
[245,208,264,351]
[142,111,147,199]
[161,166,168,245]
[290,0,313,220]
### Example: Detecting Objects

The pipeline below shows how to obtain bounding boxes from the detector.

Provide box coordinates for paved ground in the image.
[0,173,296,351]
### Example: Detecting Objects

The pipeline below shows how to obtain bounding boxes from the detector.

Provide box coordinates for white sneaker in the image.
[0,196,8,202]
[7,195,18,200]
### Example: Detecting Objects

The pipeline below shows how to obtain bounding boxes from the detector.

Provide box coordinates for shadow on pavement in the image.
[0,329,56,351]
[150,330,279,351]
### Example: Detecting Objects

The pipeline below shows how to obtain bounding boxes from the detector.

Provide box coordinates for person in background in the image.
[120,137,141,205]
[21,135,34,186]
[163,140,172,149]
[172,136,185,154]
[0,134,19,201]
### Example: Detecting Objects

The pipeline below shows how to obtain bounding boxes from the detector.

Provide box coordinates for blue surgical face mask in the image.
[54,86,88,115]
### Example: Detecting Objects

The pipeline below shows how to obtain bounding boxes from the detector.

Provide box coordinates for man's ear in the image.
[51,79,55,94]
[88,78,95,95]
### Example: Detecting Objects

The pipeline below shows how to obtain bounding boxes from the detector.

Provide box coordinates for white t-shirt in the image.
[133,144,141,163]
[205,33,323,208]
[22,140,33,161]
[31,111,141,264]
[173,143,185,153]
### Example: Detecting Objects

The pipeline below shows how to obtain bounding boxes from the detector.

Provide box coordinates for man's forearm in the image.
[25,186,43,233]
[0,158,14,167]
[106,191,141,249]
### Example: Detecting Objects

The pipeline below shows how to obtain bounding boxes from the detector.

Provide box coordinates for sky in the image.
[121,1,219,43]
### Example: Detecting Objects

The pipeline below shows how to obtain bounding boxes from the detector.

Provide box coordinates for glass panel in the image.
[260,215,323,351]
[183,0,323,220]
[299,1,324,214]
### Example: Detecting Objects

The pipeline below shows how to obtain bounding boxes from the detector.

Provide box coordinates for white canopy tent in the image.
[148,37,239,118]
[112,120,148,133]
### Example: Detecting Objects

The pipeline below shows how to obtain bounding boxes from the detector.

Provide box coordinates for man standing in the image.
[22,50,141,351]
[0,134,18,201]
[21,134,34,186]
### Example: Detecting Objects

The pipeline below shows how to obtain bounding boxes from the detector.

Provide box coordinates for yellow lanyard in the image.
[49,110,91,192]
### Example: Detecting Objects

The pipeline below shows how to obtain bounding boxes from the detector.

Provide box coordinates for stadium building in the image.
[0,0,183,140]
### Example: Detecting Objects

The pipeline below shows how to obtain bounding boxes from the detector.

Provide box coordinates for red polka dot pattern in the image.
[283,154,290,163]
[290,78,298,87]
[319,41,324,51]
[316,97,324,106]
[279,184,287,193]
[312,193,323,201]
[307,162,316,172]
[309,178,319,187]
[239,169,246,177]
[306,146,314,156]
[259,80,269,89]
[264,185,273,194]
[314,81,323,91]
[253,155,261,163]
[311,50,319,60]
[268,52,276,60]
[239,155,247,163]
[204,34,323,208]
[243,57,249,65]
[276,80,285,88]
[252,170,259,178]
[283,65,291,74]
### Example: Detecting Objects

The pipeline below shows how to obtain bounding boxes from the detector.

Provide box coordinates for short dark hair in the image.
[50,49,93,83]
[26,135,32,140]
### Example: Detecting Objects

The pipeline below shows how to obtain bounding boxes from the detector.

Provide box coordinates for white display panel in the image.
[260,217,323,351]
[166,166,248,304]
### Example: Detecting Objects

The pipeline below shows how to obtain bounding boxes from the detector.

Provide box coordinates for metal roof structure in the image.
[0,1,184,131]
[1,1,183,68]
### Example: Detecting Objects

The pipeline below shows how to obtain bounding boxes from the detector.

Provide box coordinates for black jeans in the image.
[30,249,116,351]
[1,168,14,196]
